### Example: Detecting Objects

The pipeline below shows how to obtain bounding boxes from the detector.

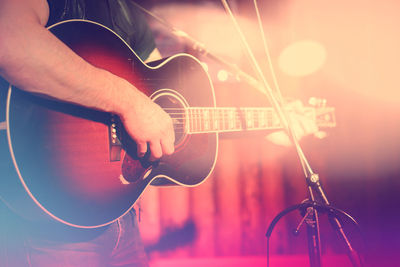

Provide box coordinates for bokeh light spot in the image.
[279,40,326,77]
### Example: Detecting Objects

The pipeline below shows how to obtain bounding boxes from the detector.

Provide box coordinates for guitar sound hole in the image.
[152,90,188,147]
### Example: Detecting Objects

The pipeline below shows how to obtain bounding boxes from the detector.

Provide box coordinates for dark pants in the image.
[0,128,149,267]
[0,207,149,267]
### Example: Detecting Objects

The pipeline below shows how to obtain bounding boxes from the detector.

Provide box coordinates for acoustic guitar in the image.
[1,20,335,228]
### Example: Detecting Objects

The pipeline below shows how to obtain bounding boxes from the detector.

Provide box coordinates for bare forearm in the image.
[0,0,174,159]
[0,1,135,117]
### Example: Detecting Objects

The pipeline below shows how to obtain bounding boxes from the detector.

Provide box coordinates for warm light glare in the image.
[217,69,229,82]
[278,40,326,77]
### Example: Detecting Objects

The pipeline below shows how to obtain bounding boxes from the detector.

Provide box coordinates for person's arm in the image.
[0,0,174,160]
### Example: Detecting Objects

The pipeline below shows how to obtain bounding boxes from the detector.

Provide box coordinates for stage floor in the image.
[150,255,353,267]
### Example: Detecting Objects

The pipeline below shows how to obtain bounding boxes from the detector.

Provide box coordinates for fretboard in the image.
[170,107,329,134]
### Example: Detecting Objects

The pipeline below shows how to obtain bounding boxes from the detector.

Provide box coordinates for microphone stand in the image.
[162,30,363,267]
[132,2,362,266]
[176,40,363,267]
[202,48,363,267]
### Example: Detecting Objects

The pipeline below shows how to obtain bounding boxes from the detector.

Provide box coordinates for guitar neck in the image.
[175,106,335,134]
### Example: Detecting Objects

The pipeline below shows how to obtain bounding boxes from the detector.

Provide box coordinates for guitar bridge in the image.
[109,115,122,162]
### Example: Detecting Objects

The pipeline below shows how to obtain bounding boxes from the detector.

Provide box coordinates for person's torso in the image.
[0,0,155,239]
[47,0,155,60]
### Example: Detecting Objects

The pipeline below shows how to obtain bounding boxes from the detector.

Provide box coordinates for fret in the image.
[213,109,218,131]
[252,109,257,129]
[228,109,235,130]
[254,109,258,128]
[260,109,266,128]
[227,110,232,130]
[253,109,258,129]
[189,108,193,133]
[245,109,253,129]
[184,108,189,133]
[199,108,203,132]
[261,109,267,128]
[203,109,210,131]
[267,109,273,128]
[259,109,266,128]
[215,109,220,131]
[220,109,225,131]
[238,109,243,130]
[255,109,267,129]
[208,109,213,131]
[272,109,280,128]
[191,108,195,132]
[196,108,199,132]
[198,108,202,132]
[193,108,197,132]
[254,109,259,129]
[237,108,244,131]
[224,109,230,130]
[219,109,224,131]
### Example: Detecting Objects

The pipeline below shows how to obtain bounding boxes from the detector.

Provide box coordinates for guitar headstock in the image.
[314,107,336,128]
[308,97,336,128]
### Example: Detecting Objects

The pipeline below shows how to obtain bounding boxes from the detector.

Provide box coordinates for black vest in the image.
[47,0,156,61]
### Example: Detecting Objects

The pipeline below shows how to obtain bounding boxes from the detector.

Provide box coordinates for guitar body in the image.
[2,20,217,228]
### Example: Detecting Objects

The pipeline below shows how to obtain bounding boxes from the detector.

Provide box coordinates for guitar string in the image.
[170,114,278,130]
[167,116,276,123]
[144,107,321,131]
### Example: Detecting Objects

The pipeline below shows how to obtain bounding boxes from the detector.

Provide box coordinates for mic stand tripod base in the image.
[265,199,322,267]
[265,199,362,267]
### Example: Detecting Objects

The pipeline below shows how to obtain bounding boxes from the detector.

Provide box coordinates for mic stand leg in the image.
[310,178,363,267]
[304,193,322,267]
[328,215,362,267]
[309,179,363,267]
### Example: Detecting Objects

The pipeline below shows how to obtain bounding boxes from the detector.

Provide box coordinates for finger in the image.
[164,117,175,141]
[298,115,318,135]
[149,141,163,161]
[265,131,292,147]
[136,141,148,158]
[307,120,319,134]
[314,131,327,139]
[161,138,175,156]
[286,100,303,113]
[288,114,303,139]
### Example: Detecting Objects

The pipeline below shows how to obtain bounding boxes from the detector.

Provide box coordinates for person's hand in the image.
[265,100,325,146]
[120,89,175,161]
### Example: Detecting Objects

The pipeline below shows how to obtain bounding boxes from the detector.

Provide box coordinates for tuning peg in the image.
[308,97,327,107]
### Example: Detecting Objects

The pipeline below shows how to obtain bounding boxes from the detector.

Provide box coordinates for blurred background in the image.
[133,0,400,266]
